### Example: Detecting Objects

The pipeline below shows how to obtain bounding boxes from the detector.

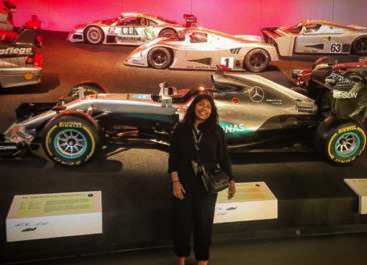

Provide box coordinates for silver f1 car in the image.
[262,19,367,56]
[124,28,279,72]
[67,12,196,45]
[1,67,366,166]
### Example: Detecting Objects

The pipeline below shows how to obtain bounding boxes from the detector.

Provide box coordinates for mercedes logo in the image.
[249,86,265,103]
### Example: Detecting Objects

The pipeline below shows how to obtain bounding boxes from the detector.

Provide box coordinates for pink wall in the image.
[11,0,367,34]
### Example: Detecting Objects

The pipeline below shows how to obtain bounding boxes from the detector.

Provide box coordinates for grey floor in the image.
[24,233,367,265]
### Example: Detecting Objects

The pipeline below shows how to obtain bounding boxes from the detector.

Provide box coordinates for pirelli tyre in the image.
[42,115,100,166]
[147,47,172,69]
[244,48,270,73]
[316,121,367,164]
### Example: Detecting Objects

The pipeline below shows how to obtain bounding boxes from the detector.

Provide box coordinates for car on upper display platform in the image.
[262,19,367,56]
[67,12,197,45]
[0,29,42,88]
[1,66,366,166]
[124,27,279,72]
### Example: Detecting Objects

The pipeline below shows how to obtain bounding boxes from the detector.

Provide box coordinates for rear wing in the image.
[183,14,197,27]
[12,29,38,47]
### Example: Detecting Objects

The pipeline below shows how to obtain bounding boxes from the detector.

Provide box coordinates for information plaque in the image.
[214,182,277,224]
[6,191,102,242]
[344,179,367,214]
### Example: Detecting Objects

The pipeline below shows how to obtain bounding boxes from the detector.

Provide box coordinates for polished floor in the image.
[25,233,367,265]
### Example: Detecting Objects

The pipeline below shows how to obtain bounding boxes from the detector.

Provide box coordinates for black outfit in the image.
[168,122,233,261]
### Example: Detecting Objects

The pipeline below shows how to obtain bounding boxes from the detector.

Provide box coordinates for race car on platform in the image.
[1,67,366,166]
[124,27,279,72]
[262,20,367,56]
[67,12,197,45]
[0,29,42,88]
[293,56,367,88]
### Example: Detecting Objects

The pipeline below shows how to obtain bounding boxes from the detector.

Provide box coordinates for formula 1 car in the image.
[1,67,366,166]
[262,20,367,56]
[0,29,42,88]
[67,12,197,45]
[124,28,278,72]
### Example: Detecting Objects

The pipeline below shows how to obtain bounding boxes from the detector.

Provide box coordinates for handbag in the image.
[192,129,229,194]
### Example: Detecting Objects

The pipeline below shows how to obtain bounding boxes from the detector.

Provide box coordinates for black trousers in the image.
[172,178,217,261]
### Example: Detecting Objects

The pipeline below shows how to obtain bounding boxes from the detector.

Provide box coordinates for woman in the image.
[168,93,236,265]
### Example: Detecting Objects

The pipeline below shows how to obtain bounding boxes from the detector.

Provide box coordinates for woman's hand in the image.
[228,180,236,199]
[172,181,186,200]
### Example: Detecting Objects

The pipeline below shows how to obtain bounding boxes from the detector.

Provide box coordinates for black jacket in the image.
[168,122,234,186]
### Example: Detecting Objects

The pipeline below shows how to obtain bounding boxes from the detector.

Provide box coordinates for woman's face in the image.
[194,98,212,122]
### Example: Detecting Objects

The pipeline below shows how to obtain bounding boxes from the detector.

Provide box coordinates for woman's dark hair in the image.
[183,93,218,133]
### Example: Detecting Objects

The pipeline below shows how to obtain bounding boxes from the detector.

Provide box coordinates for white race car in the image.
[67,12,196,45]
[124,27,279,72]
[262,19,367,56]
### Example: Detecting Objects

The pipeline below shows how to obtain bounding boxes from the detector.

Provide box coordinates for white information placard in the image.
[344,179,367,214]
[6,191,102,242]
[214,182,277,224]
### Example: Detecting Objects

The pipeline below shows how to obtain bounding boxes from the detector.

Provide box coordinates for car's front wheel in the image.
[244,48,270,72]
[352,36,367,55]
[42,115,100,166]
[315,120,366,164]
[147,47,172,69]
[84,26,104,44]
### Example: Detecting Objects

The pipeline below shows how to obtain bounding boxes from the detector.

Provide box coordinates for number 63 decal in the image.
[331,43,342,53]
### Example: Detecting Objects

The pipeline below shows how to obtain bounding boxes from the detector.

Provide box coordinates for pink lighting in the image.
[10,0,367,34]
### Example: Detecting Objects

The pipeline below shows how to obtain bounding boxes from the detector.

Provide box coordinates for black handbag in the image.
[192,129,229,194]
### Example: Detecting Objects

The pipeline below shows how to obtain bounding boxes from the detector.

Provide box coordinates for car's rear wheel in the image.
[84,26,104,44]
[315,120,366,164]
[159,28,177,39]
[352,36,367,55]
[147,47,172,69]
[244,48,270,72]
[42,115,100,166]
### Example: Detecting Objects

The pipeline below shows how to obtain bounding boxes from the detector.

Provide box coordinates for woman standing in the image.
[168,94,236,265]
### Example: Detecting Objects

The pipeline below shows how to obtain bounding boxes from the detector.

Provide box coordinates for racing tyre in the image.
[84,26,104,44]
[159,28,178,39]
[42,115,100,166]
[315,121,366,164]
[147,47,172,69]
[68,83,107,99]
[352,36,367,55]
[244,48,270,72]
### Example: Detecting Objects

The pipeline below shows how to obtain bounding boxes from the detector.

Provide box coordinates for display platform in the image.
[1,31,367,263]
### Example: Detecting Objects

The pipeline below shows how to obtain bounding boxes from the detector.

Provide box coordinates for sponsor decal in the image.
[328,72,353,84]
[249,86,265,103]
[232,97,240,104]
[0,145,17,151]
[266,99,282,105]
[0,47,33,56]
[219,121,254,137]
[58,122,82,128]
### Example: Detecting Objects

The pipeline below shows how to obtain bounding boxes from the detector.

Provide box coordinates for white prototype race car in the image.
[124,28,279,72]
[262,19,367,56]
